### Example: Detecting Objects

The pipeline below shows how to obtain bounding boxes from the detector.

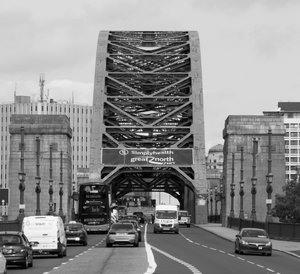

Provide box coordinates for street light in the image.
[251,138,258,221]
[230,153,235,218]
[239,146,245,219]
[210,188,213,216]
[214,186,218,216]
[58,151,64,218]
[230,183,235,218]
[265,129,274,222]
[48,179,54,215]
[71,182,76,220]
[18,172,26,219]
[35,176,41,215]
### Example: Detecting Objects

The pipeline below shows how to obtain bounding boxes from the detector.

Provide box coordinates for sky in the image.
[0,0,299,152]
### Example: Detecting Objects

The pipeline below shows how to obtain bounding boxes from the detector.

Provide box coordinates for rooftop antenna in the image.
[39,73,45,102]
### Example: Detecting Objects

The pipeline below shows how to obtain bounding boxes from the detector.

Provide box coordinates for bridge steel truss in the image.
[90,31,207,223]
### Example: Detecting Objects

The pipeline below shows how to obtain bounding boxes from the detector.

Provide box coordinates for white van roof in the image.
[155,204,178,211]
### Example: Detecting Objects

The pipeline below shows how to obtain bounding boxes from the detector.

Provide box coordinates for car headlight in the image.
[266,241,272,246]
[241,240,248,245]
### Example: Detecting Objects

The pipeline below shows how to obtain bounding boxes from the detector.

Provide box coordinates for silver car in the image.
[106,223,139,247]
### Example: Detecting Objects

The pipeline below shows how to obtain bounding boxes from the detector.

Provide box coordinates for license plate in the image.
[163,228,170,230]
[258,247,263,250]
[117,233,127,236]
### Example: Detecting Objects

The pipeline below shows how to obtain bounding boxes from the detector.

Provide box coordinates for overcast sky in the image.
[0,0,299,152]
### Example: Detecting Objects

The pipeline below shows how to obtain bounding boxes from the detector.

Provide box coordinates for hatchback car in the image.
[0,231,36,269]
[234,228,272,256]
[118,219,142,242]
[64,221,88,246]
[106,223,139,247]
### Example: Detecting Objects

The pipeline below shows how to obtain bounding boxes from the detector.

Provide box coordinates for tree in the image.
[272,181,300,223]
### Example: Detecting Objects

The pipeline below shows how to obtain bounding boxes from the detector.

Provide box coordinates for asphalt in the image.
[195,223,300,259]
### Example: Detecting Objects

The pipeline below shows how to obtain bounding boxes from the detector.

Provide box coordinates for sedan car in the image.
[106,223,139,247]
[64,221,88,246]
[0,231,35,269]
[118,219,142,242]
[234,228,272,256]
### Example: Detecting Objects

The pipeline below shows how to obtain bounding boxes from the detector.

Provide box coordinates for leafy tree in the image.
[272,181,300,223]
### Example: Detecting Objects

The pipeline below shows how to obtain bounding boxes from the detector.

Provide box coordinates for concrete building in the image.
[0,95,92,217]
[222,115,285,223]
[264,102,300,183]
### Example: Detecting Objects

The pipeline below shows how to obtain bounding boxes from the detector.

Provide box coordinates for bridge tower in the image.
[90,31,207,223]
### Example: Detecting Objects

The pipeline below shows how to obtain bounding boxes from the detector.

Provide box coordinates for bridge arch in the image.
[89,31,207,224]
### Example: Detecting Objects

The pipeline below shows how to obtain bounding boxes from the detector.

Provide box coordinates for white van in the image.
[22,215,67,257]
[153,204,179,234]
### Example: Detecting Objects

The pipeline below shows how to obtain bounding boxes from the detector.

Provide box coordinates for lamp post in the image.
[239,146,245,219]
[58,151,64,218]
[266,129,273,222]
[18,126,26,221]
[35,137,41,215]
[251,138,258,220]
[214,186,218,216]
[71,182,76,220]
[18,172,26,219]
[230,153,235,218]
[210,188,213,216]
[48,144,54,215]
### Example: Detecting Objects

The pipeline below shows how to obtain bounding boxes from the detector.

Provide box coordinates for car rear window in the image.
[111,224,134,231]
[0,235,21,245]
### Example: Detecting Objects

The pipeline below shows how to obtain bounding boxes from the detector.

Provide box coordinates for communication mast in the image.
[39,73,46,102]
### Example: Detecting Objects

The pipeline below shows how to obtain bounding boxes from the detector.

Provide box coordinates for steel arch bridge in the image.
[89,31,207,224]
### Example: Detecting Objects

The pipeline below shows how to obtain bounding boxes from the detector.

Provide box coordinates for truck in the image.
[178,210,191,227]
[153,204,179,234]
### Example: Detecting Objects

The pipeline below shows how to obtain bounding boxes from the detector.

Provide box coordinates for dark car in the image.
[64,221,88,246]
[118,219,142,242]
[106,223,139,247]
[234,228,272,256]
[120,215,139,222]
[0,231,36,269]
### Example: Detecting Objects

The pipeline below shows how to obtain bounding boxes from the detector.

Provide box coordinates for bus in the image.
[78,183,110,233]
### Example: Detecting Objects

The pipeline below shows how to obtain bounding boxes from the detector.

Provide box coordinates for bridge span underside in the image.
[90,31,207,224]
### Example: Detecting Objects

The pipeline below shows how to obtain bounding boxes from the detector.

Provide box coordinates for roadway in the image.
[7,224,300,274]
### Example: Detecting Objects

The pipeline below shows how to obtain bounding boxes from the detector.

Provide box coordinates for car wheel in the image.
[23,256,29,269]
[63,246,67,257]
[234,243,238,253]
[134,242,139,247]
[187,224,190,228]
[106,242,112,247]
[58,246,64,258]
[83,240,88,246]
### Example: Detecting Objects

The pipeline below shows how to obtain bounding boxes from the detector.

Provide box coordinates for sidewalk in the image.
[196,223,300,259]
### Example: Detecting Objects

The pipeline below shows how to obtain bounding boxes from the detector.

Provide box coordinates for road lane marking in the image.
[180,230,282,273]
[144,223,157,274]
[150,245,202,274]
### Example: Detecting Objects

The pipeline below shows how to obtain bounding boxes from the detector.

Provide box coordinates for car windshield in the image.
[111,223,134,232]
[0,235,21,245]
[156,210,177,219]
[179,211,188,217]
[241,230,268,238]
[65,224,83,231]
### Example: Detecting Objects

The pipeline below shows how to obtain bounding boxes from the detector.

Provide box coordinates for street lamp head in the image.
[49,180,53,187]
[240,181,244,188]
[18,172,25,181]
[59,181,63,188]
[266,174,273,184]
[35,176,41,185]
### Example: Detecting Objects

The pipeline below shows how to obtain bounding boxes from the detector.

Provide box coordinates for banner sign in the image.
[102,148,193,166]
